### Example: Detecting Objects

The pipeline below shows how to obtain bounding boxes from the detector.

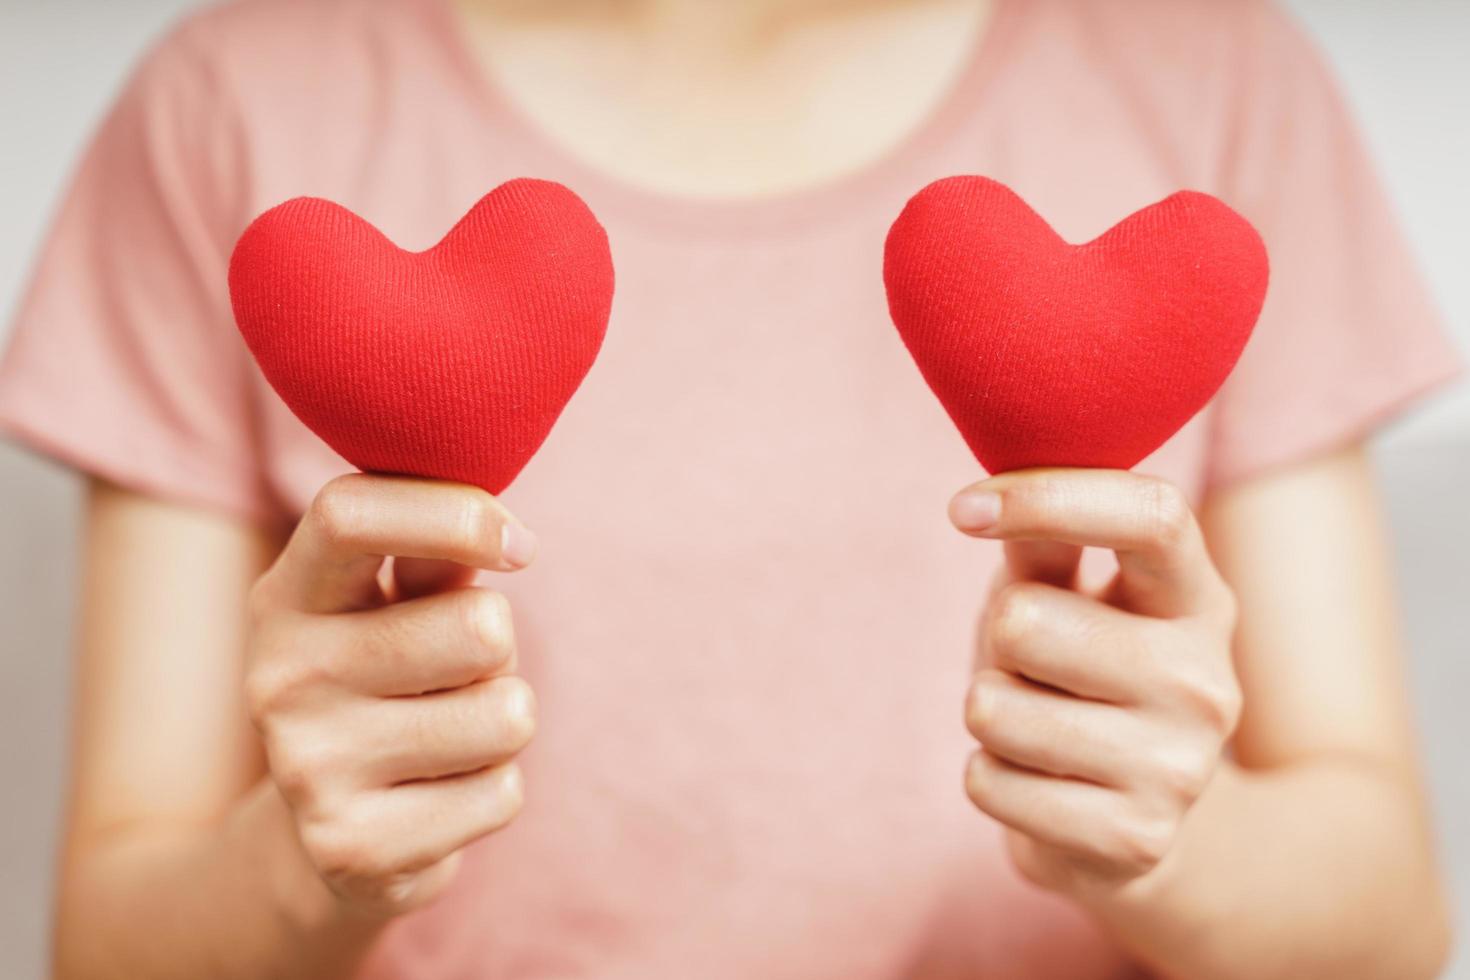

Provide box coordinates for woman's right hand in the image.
[243,473,539,918]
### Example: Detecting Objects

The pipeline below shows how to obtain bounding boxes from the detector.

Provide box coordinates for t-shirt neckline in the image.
[420,0,1020,237]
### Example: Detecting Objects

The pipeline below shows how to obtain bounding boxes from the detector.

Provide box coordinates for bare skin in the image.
[449,0,997,197]
[50,2,1449,979]
[952,456,1449,979]
[57,476,539,979]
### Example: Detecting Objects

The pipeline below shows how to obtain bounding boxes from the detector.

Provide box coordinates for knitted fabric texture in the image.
[884,176,1269,474]
[229,178,614,495]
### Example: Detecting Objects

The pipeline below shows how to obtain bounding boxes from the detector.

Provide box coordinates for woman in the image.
[0,0,1457,977]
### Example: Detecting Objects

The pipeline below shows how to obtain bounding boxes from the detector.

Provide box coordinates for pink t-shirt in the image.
[1,0,1459,976]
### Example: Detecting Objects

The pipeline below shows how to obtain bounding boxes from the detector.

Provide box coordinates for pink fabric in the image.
[0,0,1460,977]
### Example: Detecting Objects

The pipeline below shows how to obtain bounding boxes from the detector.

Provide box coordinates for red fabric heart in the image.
[228,178,613,495]
[884,176,1268,474]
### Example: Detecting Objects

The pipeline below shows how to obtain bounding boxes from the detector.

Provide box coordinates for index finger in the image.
[949,468,1220,618]
[268,474,537,614]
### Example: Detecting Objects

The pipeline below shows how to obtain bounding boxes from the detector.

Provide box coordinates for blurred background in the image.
[1,2,1466,978]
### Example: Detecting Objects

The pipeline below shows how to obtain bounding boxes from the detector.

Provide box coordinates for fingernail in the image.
[950,491,1001,532]
[500,523,539,568]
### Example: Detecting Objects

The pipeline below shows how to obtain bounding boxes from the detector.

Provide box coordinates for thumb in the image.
[951,476,1082,588]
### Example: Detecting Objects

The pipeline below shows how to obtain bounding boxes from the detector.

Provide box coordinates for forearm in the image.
[55,781,384,980]
[1087,759,1450,980]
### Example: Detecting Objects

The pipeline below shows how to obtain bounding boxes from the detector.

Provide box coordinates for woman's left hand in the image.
[949,468,1242,901]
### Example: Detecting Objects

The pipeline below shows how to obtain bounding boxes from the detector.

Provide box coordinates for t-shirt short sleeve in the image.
[1204,2,1463,489]
[0,19,273,521]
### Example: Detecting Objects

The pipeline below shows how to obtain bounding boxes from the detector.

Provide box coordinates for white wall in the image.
[1286,0,1470,443]
[1,11,208,980]
[0,1,199,326]
[0,3,1466,979]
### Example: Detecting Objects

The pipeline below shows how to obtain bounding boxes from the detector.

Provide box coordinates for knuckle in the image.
[242,668,277,728]
[1107,813,1175,876]
[1146,479,1193,546]
[459,589,514,668]
[1177,667,1243,735]
[454,492,499,561]
[300,819,384,884]
[1150,744,1215,802]
[1215,675,1244,733]
[965,670,1008,740]
[964,751,996,806]
[269,733,342,808]
[1007,835,1072,892]
[1011,851,1060,892]
[372,871,436,912]
[271,757,313,802]
[487,764,526,829]
[244,648,328,725]
[310,476,367,549]
[988,583,1041,652]
[490,677,538,753]
[244,657,296,725]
